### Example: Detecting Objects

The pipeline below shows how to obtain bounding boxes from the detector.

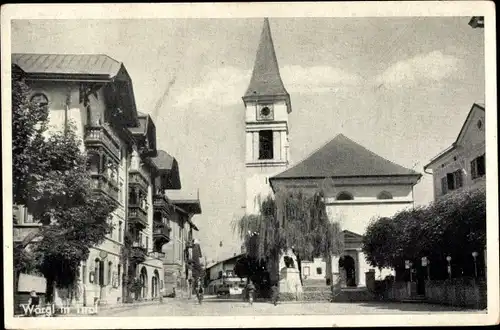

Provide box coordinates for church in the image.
[242,18,422,288]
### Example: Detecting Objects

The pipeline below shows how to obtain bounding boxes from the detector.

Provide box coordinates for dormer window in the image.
[377,191,393,200]
[336,192,353,201]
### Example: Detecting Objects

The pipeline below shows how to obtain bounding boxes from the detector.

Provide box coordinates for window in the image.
[442,170,463,195]
[118,221,123,243]
[336,192,353,201]
[258,130,274,160]
[316,267,322,275]
[377,191,393,200]
[30,93,49,108]
[117,264,121,278]
[94,259,100,285]
[107,262,112,285]
[471,154,486,179]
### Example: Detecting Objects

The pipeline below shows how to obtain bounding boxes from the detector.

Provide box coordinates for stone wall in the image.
[384,278,487,309]
[425,279,486,309]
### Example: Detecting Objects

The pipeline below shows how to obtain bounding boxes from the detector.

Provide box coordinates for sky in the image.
[11,17,485,263]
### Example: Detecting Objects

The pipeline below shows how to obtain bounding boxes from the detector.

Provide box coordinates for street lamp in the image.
[421,257,430,281]
[472,252,479,278]
[81,260,87,307]
[446,256,452,280]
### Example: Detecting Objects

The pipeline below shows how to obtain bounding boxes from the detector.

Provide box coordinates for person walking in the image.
[246,280,255,305]
[271,283,279,306]
[26,290,40,317]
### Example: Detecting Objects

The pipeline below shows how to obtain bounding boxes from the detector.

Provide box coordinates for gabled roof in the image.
[12,53,122,79]
[242,18,290,108]
[271,134,421,180]
[171,199,202,215]
[129,112,157,156]
[424,103,485,170]
[151,150,181,190]
[13,53,140,127]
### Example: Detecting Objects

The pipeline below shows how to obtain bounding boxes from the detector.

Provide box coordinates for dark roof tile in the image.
[272,134,420,179]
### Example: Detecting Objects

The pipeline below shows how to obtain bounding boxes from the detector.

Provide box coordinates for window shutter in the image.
[470,159,477,179]
[441,177,448,195]
[455,170,463,188]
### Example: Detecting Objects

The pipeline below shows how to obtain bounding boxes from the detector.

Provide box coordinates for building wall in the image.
[244,100,290,214]
[20,81,166,303]
[428,108,486,200]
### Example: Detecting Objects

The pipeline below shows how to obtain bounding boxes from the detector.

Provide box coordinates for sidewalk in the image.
[15,299,170,317]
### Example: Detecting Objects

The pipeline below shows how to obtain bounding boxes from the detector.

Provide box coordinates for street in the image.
[94,297,483,317]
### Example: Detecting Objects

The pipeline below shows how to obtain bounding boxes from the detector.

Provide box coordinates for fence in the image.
[383,277,486,309]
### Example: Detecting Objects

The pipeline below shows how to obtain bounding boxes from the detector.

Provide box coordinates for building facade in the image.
[270,134,422,287]
[243,18,292,215]
[11,53,201,306]
[423,103,486,200]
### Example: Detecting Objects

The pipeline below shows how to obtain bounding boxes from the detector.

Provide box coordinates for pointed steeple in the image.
[243,18,291,111]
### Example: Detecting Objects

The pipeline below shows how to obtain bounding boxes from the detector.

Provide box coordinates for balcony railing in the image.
[90,174,120,203]
[84,125,120,160]
[153,222,170,241]
[128,205,148,228]
[128,170,149,193]
[153,194,172,211]
[129,241,147,263]
[148,251,166,259]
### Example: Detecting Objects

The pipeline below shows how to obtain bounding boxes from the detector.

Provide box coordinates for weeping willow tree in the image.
[232,189,344,286]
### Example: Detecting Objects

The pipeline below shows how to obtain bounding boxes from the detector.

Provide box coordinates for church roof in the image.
[271,134,421,180]
[243,18,289,100]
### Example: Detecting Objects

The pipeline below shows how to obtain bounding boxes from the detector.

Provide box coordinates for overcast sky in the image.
[11,17,485,262]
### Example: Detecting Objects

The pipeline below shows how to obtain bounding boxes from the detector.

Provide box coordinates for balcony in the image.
[129,170,149,194]
[129,240,147,264]
[90,174,120,203]
[153,221,171,243]
[84,125,120,160]
[153,194,172,212]
[148,251,166,259]
[128,204,148,228]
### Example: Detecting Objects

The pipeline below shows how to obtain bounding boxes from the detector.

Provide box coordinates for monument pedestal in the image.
[279,267,303,299]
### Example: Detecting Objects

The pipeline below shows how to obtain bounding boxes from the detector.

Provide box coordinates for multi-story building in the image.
[423,103,485,200]
[11,53,198,306]
[161,197,202,296]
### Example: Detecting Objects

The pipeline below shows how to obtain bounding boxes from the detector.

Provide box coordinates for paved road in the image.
[95,297,483,317]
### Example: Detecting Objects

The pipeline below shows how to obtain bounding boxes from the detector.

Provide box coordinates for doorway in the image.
[343,256,356,287]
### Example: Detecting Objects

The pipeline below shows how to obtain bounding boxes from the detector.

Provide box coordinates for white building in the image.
[423,103,486,200]
[12,53,179,305]
[241,20,421,288]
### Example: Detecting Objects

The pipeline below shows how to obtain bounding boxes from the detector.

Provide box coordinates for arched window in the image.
[118,221,123,243]
[30,93,49,108]
[94,258,100,285]
[107,261,112,285]
[336,192,354,201]
[377,191,393,200]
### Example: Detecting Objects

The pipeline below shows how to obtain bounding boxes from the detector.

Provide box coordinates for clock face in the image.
[258,106,273,120]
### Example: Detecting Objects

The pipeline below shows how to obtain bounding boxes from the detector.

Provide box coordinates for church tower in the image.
[243,18,292,214]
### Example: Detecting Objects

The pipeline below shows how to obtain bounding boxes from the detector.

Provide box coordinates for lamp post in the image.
[446,256,452,280]
[421,257,430,281]
[472,252,479,278]
[81,260,87,307]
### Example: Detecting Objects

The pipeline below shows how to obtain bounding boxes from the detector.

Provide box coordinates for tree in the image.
[12,66,117,300]
[232,189,344,293]
[12,64,49,205]
[362,186,486,280]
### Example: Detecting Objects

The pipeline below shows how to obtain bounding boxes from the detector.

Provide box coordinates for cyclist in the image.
[196,278,204,304]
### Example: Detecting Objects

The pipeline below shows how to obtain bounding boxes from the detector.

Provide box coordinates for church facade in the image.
[242,19,422,288]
